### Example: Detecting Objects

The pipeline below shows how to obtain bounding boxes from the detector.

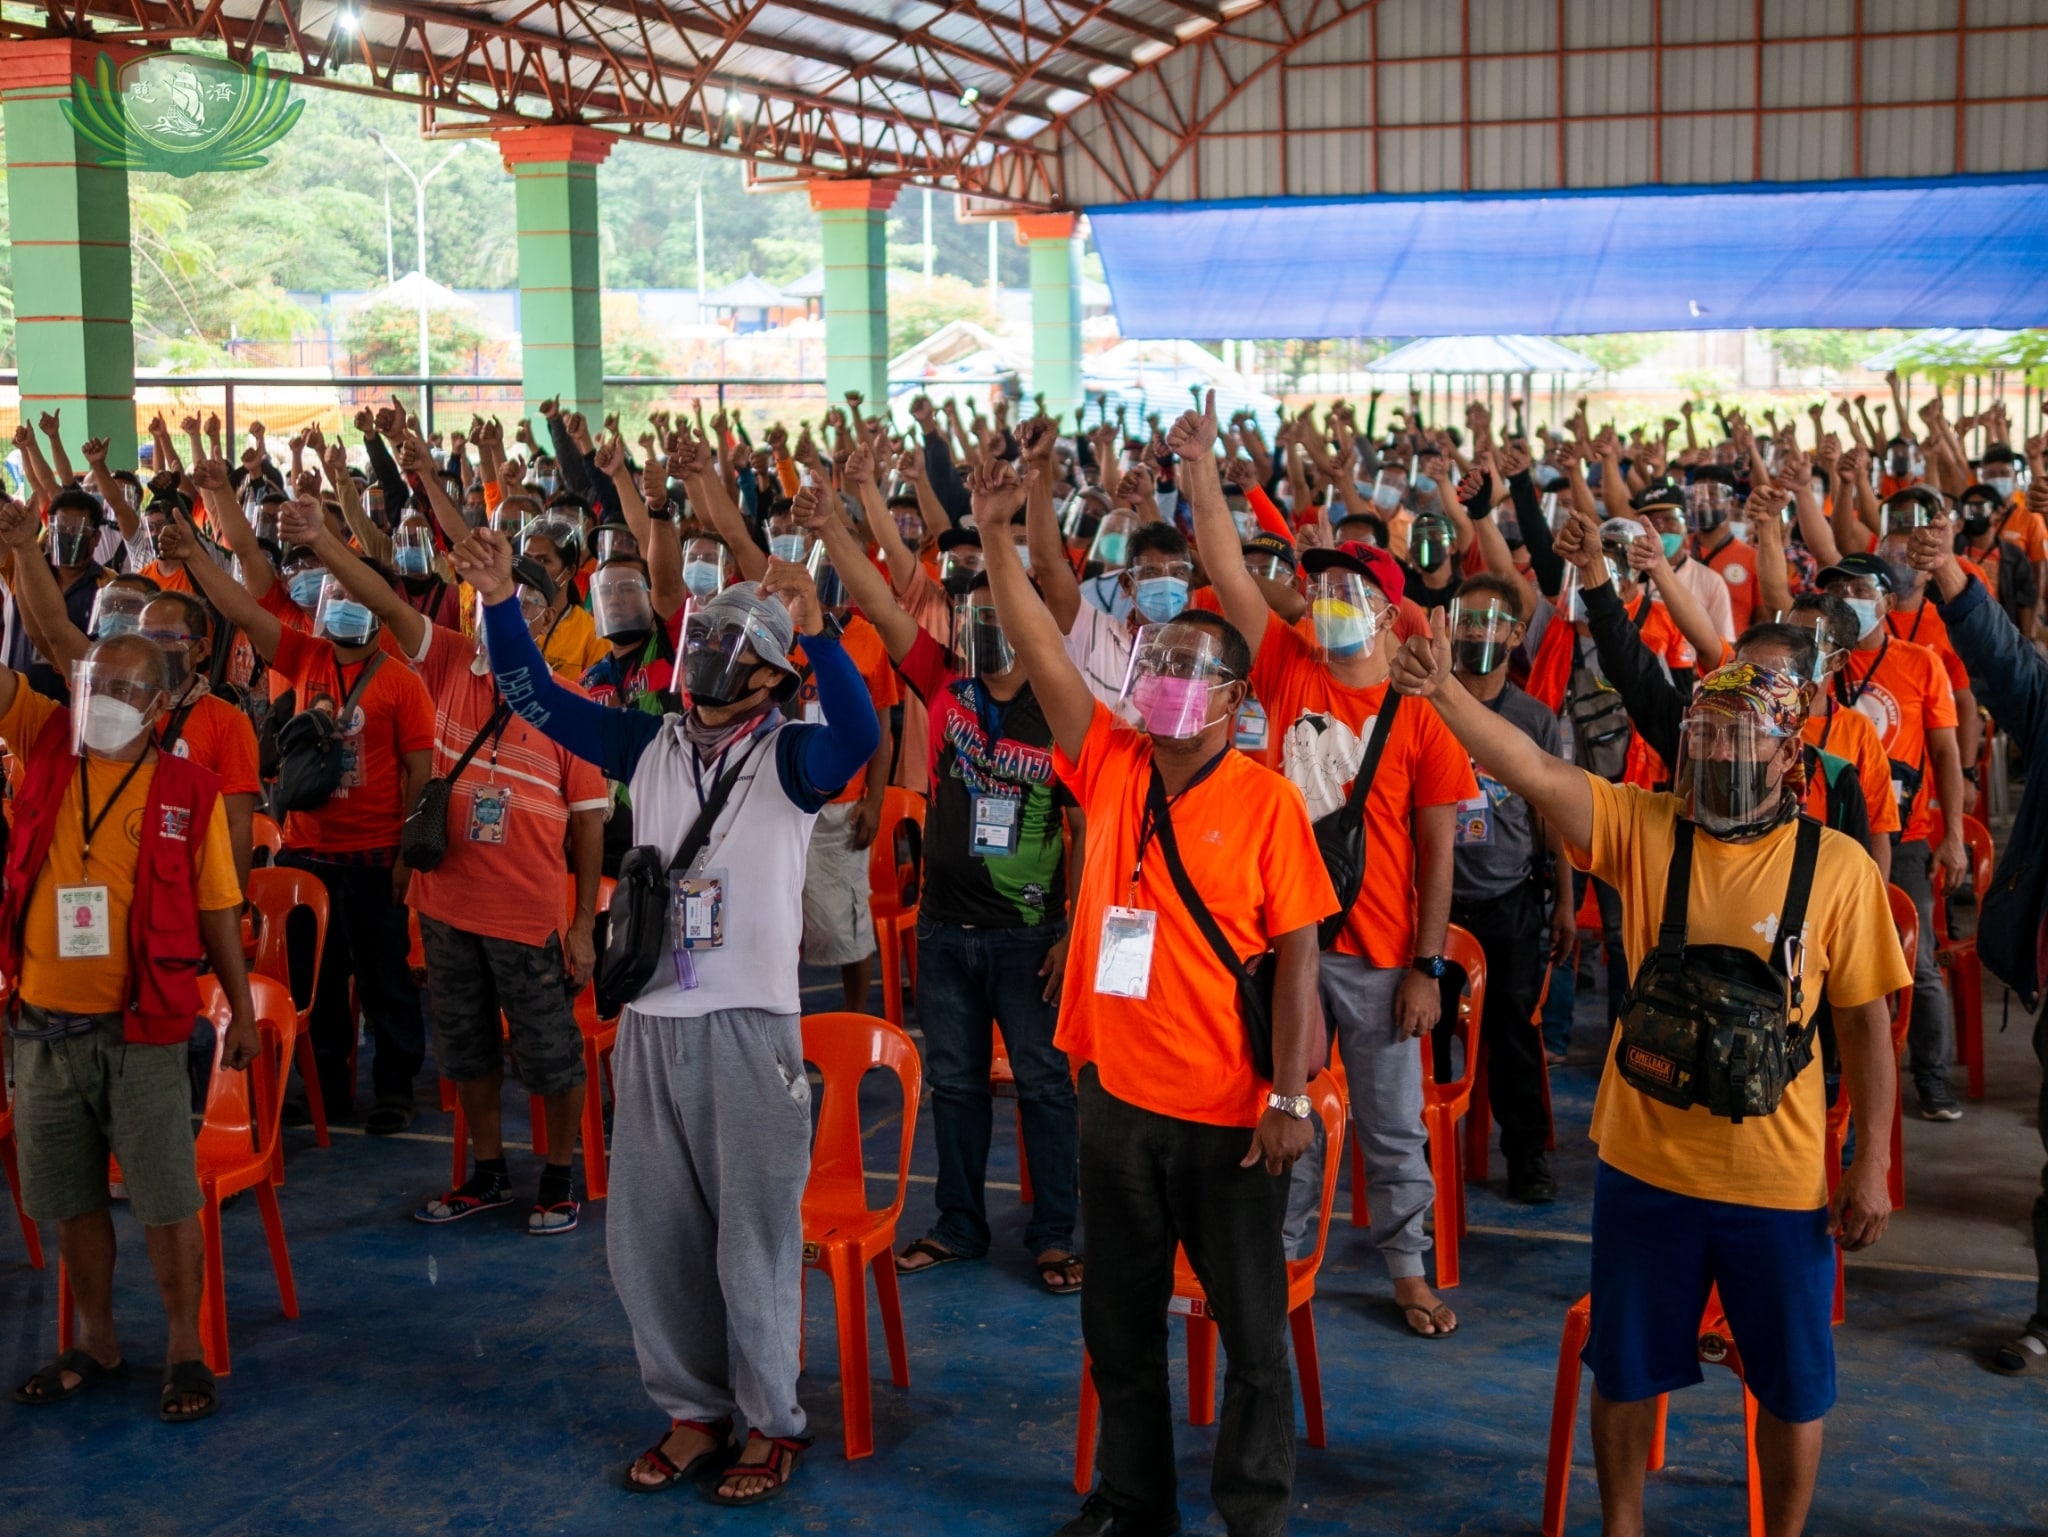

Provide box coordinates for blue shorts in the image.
[1585,1162,1836,1425]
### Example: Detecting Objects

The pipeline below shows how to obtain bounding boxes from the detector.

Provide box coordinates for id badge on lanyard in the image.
[1094,906,1158,999]
[970,793,1021,857]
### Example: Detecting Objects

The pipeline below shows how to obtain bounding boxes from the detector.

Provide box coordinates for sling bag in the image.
[593,736,760,1018]
[273,654,386,814]
[399,700,513,873]
[1615,815,1823,1124]
[1309,693,1401,950]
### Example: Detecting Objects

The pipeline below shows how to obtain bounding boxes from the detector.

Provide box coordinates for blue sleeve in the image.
[546,414,590,498]
[1938,574,2048,751]
[737,464,760,523]
[774,630,881,813]
[482,596,662,782]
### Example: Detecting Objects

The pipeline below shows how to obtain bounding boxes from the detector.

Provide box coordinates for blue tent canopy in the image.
[1088,175,2048,341]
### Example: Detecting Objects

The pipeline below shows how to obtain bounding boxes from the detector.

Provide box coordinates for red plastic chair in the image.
[1420,925,1486,1291]
[866,788,925,1029]
[245,865,331,1159]
[0,1084,45,1269]
[250,811,283,866]
[1464,951,1558,1187]
[1541,1288,1764,1537]
[1076,1071,1347,1491]
[58,976,300,1376]
[800,1011,922,1460]
[1930,812,1995,1099]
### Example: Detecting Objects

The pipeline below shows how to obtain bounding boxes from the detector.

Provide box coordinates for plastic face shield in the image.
[138,615,202,694]
[589,565,655,640]
[1879,493,1935,539]
[68,655,164,757]
[1542,490,1568,532]
[1370,468,1408,512]
[1754,615,1834,688]
[88,584,151,639]
[1087,509,1138,569]
[392,522,435,577]
[592,524,641,565]
[1686,482,1733,525]
[314,575,378,644]
[1450,595,1517,675]
[1244,552,1294,585]
[681,538,730,599]
[1307,570,1380,659]
[681,612,770,701]
[522,512,583,572]
[1674,709,1797,837]
[1409,514,1454,571]
[952,595,1015,677]
[48,511,96,568]
[488,505,526,538]
[804,541,850,612]
[1121,623,1235,740]
[939,545,985,585]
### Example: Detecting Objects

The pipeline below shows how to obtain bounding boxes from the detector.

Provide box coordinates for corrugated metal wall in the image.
[1054,0,2048,206]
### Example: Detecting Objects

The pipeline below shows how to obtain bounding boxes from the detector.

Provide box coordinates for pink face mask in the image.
[1131,673,1214,739]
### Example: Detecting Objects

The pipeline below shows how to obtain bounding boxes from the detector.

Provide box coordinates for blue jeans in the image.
[1542,871,1626,1058]
[915,918,1078,1258]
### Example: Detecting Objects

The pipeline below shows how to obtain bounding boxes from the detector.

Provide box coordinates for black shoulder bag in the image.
[399,700,513,873]
[1309,693,1401,950]
[273,654,386,814]
[1615,815,1824,1123]
[1146,764,1281,1081]
[593,736,761,1018]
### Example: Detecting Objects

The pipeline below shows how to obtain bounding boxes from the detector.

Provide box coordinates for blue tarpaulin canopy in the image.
[1088,175,2048,341]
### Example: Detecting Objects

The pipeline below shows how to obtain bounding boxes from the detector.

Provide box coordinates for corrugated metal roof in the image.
[1364,335,1602,374]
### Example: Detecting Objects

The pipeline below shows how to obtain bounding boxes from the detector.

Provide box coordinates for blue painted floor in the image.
[3,969,2044,1536]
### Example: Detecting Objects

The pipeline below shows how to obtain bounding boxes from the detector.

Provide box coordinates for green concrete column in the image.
[2,41,138,466]
[1017,214,1082,426]
[496,126,611,435]
[808,180,898,405]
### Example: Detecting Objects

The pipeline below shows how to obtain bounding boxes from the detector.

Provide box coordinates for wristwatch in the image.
[1266,1091,1312,1121]
[1412,954,1448,979]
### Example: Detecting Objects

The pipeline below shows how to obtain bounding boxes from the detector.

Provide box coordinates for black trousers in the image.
[1079,1067,1294,1537]
[278,850,426,1110]
[1436,882,1555,1162]
[2034,1004,2048,1330]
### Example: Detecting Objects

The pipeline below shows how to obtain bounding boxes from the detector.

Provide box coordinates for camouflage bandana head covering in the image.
[1688,662,1810,803]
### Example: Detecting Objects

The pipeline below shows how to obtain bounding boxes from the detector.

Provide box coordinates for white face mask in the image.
[82,696,148,755]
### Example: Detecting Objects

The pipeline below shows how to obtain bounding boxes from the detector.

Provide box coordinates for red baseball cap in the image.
[1301,540,1406,606]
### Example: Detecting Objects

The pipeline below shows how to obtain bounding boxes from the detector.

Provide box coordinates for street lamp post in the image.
[368,130,467,426]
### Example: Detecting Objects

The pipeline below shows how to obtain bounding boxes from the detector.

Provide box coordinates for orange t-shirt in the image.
[1053,700,1338,1127]
[165,691,262,798]
[1833,636,1956,843]
[793,615,900,806]
[270,627,436,854]
[1886,601,1970,698]
[1995,504,2048,565]
[138,560,194,594]
[0,686,241,1016]
[1698,536,1759,634]
[1249,612,1477,967]
[1808,702,1900,837]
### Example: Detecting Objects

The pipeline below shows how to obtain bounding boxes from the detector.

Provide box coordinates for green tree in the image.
[1560,334,1661,377]
[1765,329,1904,372]
[341,301,489,377]
[888,275,997,359]
[604,315,673,417]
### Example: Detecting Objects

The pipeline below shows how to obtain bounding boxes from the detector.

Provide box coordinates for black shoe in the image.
[1054,1493,1182,1537]
[363,1099,417,1136]
[1506,1154,1558,1205]
[1917,1077,1963,1122]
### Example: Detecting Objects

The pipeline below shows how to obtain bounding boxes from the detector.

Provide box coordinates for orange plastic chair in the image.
[1075,1071,1347,1491]
[1420,924,1486,1291]
[250,812,283,867]
[866,788,926,1029]
[800,1011,922,1460]
[1930,812,1995,1099]
[58,976,300,1376]
[0,1084,45,1269]
[245,865,332,1159]
[1541,1287,1764,1537]
[1463,952,1558,1186]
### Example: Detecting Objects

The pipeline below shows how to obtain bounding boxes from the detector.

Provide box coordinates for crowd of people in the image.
[1,368,2045,1533]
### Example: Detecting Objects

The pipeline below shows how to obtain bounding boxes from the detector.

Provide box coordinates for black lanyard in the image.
[79,751,150,867]
[1817,706,1837,756]
[1131,746,1228,894]
[1835,636,1890,712]
[1889,604,1927,645]
[689,726,764,808]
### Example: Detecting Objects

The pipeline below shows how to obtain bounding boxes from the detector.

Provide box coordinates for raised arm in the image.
[1177,392,1270,665]
[681,434,767,584]
[1751,486,1796,620]
[157,508,285,662]
[791,485,920,663]
[1018,416,1080,634]
[974,458,1097,762]
[1626,537,1723,666]
[0,498,92,673]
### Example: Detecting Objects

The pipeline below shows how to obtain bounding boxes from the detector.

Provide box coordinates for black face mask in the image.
[1696,757,1782,836]
[683,649,760,707]
[401,573,441,596]
[1961,510,1993,538]
[1453,638,1507,676]
[608,626,654,654]
[942,569,978,598]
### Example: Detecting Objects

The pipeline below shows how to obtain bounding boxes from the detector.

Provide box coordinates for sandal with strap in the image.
[703,1431,812,1507]
[623,1417,733,1493]
[1991,1327,2048,1377]
[160,1359,218,1423]
[895,1237,964,1275]
[1402,1302,1459,1341]
[1038,1253,1084,1295]
[15,1348,124,1406]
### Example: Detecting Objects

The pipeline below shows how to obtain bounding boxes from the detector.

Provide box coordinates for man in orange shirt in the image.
[0,621,256,1425]
[1186,396,1476,1341]
[1688,467,1760,633]
[163,507,437,1135]
[977,455,1335,1537]
[1818,552,1970,1122]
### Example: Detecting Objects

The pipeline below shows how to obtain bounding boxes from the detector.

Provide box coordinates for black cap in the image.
[1241,532,1296,570]
[936,528,981,553]
[1815,551,1896,595]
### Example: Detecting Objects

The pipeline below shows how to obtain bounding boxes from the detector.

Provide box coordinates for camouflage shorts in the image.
[418,916,586,1096]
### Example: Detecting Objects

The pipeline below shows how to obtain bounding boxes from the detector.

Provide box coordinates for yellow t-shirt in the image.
[541,601,611,680]
[1572,774,1912,1210]
[1,686,242,1016]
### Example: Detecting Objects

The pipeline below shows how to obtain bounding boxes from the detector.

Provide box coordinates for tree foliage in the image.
[888,276,998,360]
[341,301,490,377]
[1764,329,1904,372]
[1560,333,1661,377]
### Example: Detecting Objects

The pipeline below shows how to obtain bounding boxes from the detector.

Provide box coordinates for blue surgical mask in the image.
[768,534,806,562]
[1660,532,1684,560]
[683,560,721,598]
[1410,473,1437,498]
[1842,597,1881,640]
[1371,484,1402,512]
[1132,575,1189,623]
[1095,531,1128,567]
[393,545,431,577]
[288,570,326,611]
[1987,475,2015,500]
[324,599,376,644]
[538,475,558,497]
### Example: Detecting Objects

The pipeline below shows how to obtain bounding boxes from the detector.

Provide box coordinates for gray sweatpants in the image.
[1284,957,1433,1280]
[1889,840,1956,1090]
[607,1006,812,1439]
